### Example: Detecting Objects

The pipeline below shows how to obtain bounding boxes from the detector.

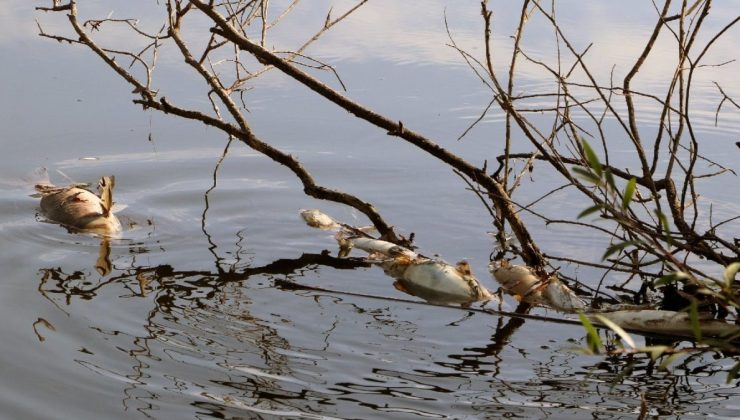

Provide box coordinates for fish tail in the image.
[98,176,115,216]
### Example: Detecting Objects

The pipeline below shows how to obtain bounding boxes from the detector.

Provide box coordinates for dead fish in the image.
[301,209,494,305]
[338,232,494,304]
[488,261,541,297]
[301,208,376,235]
[339,235,419,260]
[35,175,122,235]
[300,208,340,230]
[489,260,585,312]
[386,259,494,304]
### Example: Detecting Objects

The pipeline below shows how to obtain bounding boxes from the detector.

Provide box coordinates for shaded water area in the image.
[1,1,739,418]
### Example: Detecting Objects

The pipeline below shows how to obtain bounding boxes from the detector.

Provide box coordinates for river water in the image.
[1,1,739,418]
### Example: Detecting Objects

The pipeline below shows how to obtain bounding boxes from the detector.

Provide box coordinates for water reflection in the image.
[94,238,112,276]
[19,142,737,419]
[29,172,739,418]
[35,246,372,413]
[32,248,740,418]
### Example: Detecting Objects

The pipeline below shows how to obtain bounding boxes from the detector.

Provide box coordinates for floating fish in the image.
[35,175,122,235]
[338,235,418,260]
[387,259,494,304]
[343,234,494,304]
[489,260,585,312]
[300,208,340,230]
[301,209,495,305]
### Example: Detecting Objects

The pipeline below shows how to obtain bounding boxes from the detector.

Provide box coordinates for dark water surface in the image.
[2,1,739,418]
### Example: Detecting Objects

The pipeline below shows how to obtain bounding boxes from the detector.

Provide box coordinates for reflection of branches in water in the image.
[39,252,369,302]
[37,245,739,416]
[39,244,539,395]
[39,250,368,417]
[439,302,530,377]
[121,316,157,417]
[199,135,255,275]
[574,353,702,415]
[456,342,738,416]
[32,317,56,342]
[200,380,327,417]
[201,135,235,271]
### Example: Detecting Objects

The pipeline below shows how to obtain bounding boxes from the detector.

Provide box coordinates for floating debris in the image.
[489,260,585,312]
[35,175,122,235]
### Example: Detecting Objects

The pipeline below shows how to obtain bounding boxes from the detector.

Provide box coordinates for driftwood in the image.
[591,310,740,341]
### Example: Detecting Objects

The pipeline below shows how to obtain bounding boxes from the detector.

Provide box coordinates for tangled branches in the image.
[460,1,739,280]
[36,0,738,311]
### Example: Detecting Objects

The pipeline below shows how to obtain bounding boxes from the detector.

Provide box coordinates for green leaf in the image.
[724,262,740,288]
[572,166,601,184]
[602,241,637,260]
[688,300,702,342]
[578,311,603,354]
[581,139,603,178]
[593,314,636,349]
[577,204,604,219]
[621,177,637,210]
[654,209,673,245]
[654,271,690,287]
[655,209,669,231]
[604,168,617,191]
